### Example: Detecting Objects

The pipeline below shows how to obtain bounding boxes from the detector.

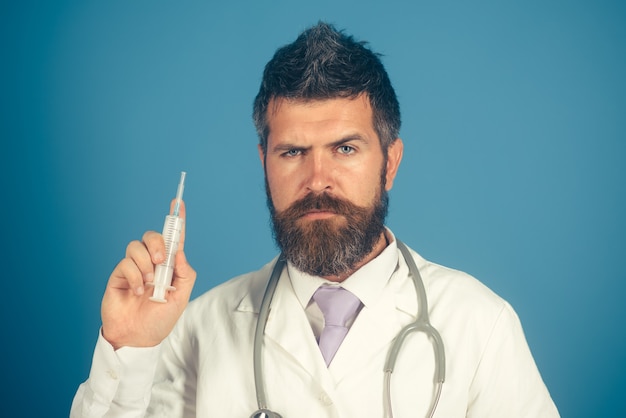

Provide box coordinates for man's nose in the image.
[304,152,333,193]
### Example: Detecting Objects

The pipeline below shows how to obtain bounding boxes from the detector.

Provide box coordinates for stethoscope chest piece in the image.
[251,409,283,418]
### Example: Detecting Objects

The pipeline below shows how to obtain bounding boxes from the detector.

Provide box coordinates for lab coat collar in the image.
[233,255,280,314]
[288,228,399,310]
[234,239,421,390]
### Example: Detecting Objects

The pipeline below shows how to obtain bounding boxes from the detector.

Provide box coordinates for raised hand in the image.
[100,200,196,349]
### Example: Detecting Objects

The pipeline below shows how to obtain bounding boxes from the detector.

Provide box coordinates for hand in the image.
[101,200,196,349]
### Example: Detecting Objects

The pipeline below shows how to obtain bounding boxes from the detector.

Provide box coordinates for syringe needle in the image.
[173,171,186,217]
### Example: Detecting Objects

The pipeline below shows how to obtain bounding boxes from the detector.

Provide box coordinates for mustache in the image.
[279,192,365,219]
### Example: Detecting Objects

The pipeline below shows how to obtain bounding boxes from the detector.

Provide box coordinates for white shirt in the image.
[71,231,559,417]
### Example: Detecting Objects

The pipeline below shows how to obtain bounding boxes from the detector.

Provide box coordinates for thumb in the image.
[171,249,196,301]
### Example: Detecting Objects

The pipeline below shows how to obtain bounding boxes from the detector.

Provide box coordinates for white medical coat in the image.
[72,243,559,417]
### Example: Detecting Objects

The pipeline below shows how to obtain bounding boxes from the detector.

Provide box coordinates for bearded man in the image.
[71,22,559,417]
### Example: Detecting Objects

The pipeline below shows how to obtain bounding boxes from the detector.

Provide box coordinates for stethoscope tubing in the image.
[251,256,285,417]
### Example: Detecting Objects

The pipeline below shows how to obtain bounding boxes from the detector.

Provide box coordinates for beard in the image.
[267,179,389,278]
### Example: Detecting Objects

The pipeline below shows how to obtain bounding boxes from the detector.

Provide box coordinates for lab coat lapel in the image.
[329,264,417,383]
[262,269,333,388]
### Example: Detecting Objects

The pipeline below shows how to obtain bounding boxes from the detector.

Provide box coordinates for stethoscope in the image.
[251,240,446,418]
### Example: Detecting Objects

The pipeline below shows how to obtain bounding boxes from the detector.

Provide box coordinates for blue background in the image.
[1,1,624,416]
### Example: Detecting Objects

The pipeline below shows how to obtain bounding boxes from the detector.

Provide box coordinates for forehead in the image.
[266,95,376,142]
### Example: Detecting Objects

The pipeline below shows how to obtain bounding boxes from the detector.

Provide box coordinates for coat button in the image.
[319,392,333,406]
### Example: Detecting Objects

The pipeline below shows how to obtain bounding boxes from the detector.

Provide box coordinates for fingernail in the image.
[145,272,154,283]
[154,252,164,263]
[135,286,144,296]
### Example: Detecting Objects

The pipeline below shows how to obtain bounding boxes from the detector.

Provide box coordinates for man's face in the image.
[259,95,403,278]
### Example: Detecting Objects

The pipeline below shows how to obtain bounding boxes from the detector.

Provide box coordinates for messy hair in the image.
[253,22,401,153]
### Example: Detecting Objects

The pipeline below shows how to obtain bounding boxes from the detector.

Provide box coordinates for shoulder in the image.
[401,244,529,360]
[183,257,278,321]
[402,244,514,324]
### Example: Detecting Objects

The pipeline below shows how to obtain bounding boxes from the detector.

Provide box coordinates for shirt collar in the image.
[288,228,399,309]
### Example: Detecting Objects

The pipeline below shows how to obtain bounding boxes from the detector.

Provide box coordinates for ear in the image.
[258,144,266,169]
[384,138,403,191]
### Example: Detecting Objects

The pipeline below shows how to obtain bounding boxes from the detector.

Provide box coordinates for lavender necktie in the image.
[313,285,362,366]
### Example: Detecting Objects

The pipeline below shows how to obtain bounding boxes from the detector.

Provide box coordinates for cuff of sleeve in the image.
[88,329,162,404]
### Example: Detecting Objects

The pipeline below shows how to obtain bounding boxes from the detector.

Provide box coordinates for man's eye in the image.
[284,149,301,157]
[338,145,355,154]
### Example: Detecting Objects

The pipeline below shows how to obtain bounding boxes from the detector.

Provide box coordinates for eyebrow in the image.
[270,134,368,153]
[329,134,368,148]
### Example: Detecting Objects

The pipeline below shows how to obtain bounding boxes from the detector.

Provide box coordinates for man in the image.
[71,22,559,417]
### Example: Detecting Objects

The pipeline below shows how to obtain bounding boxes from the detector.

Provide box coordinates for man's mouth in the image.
[301,209,337,220]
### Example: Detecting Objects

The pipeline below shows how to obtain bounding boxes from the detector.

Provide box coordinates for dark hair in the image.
[253,22,401,153]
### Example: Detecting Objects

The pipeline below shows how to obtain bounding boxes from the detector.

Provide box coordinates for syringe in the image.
[148,171,187,303]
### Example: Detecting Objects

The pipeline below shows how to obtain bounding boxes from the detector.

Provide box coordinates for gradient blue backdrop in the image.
[2,1,624,416]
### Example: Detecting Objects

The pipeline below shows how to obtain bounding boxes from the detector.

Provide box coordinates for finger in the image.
[126,238,159,282]
[109,256,145,296]
[141,230,166,266]
[169,199,187,251]
[170,249,197,302]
